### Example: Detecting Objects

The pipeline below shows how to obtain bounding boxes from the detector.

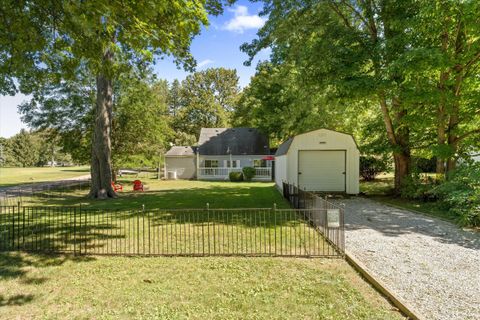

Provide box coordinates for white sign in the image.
[327,209,340,228]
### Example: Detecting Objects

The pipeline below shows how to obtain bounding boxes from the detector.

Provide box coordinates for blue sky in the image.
[0,1,268,138]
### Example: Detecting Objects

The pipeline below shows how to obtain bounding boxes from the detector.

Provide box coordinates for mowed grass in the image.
[25,178,291,209]
[8,180,332,256]
[360,173,456,223]
[0,252,404,319]
[0,166,90,188]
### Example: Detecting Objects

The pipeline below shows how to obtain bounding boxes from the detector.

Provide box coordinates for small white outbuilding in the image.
[275,128,359,194]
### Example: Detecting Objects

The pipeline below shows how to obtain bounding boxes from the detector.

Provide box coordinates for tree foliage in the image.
[173,68,241,139]
[1,0,231,198]
[240,0,480,192]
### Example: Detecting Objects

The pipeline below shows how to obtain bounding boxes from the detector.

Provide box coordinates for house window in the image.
[225,160,240,168]
[204,160,219,168]
[253,159,267,167]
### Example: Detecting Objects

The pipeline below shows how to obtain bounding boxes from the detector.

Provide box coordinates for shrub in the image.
[359,156,390,181]
[242,167,256,181]
[433,163,480,227]
[413,157,437,173]
[400,173,437,201]
[229,171,244,182]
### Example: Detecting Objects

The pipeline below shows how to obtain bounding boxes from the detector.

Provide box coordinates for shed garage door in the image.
[298,150,346,192]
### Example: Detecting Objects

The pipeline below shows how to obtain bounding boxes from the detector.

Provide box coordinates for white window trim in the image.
[224,160,240,168]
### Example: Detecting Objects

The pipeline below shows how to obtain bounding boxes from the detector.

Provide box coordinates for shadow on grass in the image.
[26,184,290,211]
[0,252,95,308]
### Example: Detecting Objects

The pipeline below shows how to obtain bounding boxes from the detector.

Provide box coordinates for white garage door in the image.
[298,150,346,192]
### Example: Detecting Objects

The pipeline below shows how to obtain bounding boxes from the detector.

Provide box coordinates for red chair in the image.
[133,180,144,191]
[111,181,123,192]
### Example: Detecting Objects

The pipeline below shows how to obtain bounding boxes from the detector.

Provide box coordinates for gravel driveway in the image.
[343,197,480,320]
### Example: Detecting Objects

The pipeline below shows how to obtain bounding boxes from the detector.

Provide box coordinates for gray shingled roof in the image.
[275,138,293,156]
[198,128,270,155]
[165,146,196,157]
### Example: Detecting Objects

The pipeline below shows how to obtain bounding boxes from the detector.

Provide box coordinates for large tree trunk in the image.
[378,94,411,193]
[393,152,410,190]
[89,69,116,199]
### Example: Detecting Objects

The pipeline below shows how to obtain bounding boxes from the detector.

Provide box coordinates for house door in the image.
[298,150,346,192]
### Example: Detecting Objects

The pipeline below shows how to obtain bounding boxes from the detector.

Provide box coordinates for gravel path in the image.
[0,174,90,192]
[343,197,480,320]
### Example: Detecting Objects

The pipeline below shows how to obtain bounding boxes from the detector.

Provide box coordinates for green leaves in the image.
[172,67,241,139]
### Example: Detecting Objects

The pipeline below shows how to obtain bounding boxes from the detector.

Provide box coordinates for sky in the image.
[0,1,269,138]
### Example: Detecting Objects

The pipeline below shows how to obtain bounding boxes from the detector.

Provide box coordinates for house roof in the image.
[198,128,270,155]
[275,138,294,156]
[165,146,196,157]
[275,128,358,156]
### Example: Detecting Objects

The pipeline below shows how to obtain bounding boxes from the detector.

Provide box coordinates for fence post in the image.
[73,206,77,255]
[273,203,277,255]
[206,203,210,255]
[22,206,25,250]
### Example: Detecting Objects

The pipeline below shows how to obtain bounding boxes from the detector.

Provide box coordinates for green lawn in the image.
[5,180,333,256]
[25,178,291,209]
[0,252,404,319]
[360,173,457,223]
[0,166,90,188]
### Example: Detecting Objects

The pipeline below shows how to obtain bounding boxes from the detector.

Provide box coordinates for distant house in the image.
[165,128,273,181]
[471,152,480,163]
[164,146,197,179]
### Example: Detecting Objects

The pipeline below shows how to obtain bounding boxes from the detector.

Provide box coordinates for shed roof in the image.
[198,128,270,155]
[275,128,358,156]
[165,146,196,157]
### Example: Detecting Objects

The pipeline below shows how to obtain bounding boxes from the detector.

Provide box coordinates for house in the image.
[164,146,197,179]
[164,128,273,181]
[275,128,359,194]
[471,152,480,163]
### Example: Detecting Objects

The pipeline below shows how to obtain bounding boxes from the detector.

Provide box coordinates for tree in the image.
[168,79,183,118]
[242,1,432,192]
[112,73,172,172]
[174,68,240,138]
[1,0,230,198]
[403,1,480,174]
[8,130,38,167]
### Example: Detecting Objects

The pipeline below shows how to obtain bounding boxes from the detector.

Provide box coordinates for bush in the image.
[242,167,256,181]
[359,156,390,181]
[229,171,244,182]
[413,157,437,173]
[400,173,437,201]
[433,163,480,227]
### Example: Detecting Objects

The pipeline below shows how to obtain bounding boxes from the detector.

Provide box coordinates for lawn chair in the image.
[111,181,123,192]
[133,180,144,191]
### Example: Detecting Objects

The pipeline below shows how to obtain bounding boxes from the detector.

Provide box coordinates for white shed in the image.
[164,146,196,179]
[275,129,359,194]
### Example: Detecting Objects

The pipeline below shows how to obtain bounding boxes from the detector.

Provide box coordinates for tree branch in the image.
[455,128,480,142]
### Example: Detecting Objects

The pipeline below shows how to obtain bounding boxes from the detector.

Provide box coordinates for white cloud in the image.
[223,5,266,33]
[197,59,214,68]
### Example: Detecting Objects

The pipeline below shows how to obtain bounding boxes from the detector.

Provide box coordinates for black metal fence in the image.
[0,203,344,257]
[282,182,345,254]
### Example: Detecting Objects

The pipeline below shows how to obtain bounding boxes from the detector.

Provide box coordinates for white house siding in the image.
[199,155,270,168]
[274,155,287,191]
[165,156,196,179]
[276,129,359,194]
[198,154,272,180]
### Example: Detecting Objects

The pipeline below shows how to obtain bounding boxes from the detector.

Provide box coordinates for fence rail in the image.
[197,167,272,180]
[0,203,343,257]
[282,182,345,254]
